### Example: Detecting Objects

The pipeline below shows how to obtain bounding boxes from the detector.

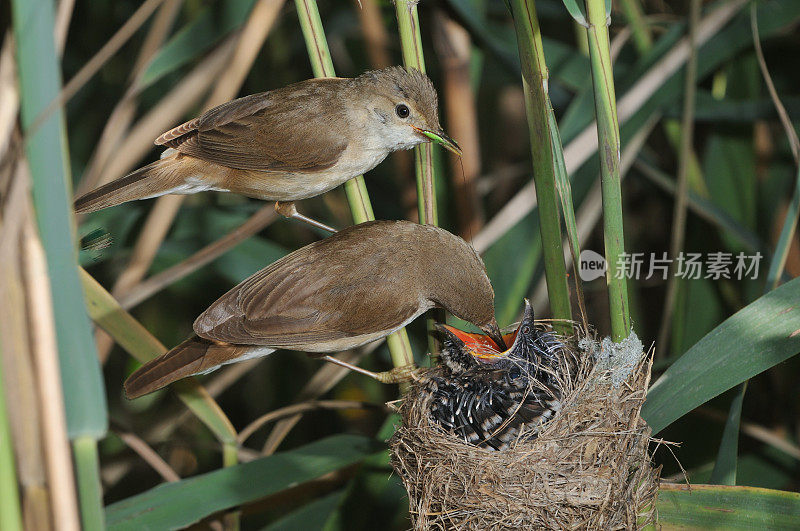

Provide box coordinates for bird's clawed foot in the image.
[373,364,421,384]
[274,201,337,233]
[319,355,420,384]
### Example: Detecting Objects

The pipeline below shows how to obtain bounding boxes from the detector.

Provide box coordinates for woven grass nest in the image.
[390,321,660,530]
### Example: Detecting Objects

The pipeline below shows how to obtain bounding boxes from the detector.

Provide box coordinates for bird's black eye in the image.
[522,326,531,335]
[508,367,521,379]
[395,104,410,118]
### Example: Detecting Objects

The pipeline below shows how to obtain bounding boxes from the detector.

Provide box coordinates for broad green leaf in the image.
[12,0,107,439]
[657,483,800,528]
[138,0,257,90]
[80,269,236,444]
[106,435,383,530]
[643,277,800,433]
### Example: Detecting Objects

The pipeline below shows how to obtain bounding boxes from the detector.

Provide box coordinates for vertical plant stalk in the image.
[433,11,484,237]
[11,0,107,525]
[21,214,81,531]
[394,0,437,226]
[0,346,23,531]
[12,0,107,439]
[295,0,413,373]
[584,0,631,341]
[753,4,800,290]
[657,0,699,353]
[617,0,652,55]
[72,437,104,530]
[510,0,573,332]
[392,0,445,353]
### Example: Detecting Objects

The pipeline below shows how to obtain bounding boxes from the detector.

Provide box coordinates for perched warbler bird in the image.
[74,67,460,231]
[124,220,503,399]
[423,301,567,450]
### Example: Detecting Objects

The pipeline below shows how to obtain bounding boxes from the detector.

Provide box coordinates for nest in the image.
[391,331,660,530]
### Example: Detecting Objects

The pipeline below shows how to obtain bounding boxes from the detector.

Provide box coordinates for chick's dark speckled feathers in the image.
[422,301,569,450]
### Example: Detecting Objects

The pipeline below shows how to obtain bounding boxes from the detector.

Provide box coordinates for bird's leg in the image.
[274,201,337,233]
[319,355,420,384]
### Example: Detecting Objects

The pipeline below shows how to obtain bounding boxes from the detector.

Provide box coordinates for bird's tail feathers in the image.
[124,335,274,399]
[74,156,197,213]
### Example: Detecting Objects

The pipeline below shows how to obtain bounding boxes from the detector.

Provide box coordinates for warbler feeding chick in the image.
[422,301,568,450]
[124,220,502,399]
[75,67,460,231]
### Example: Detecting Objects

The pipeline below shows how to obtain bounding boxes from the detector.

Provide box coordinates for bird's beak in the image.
[482,320,507,351]
[412,126,462,157]
[440,324,504,361]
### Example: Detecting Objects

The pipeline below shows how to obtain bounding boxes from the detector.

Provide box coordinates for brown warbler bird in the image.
[423,300,567,450]
[124,220,503,398]
[74,67,461,231]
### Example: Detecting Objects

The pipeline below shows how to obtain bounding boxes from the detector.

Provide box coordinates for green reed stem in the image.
[584,0,632,341]
[394,0,437,225]
[393,0,444,355]
[295,0,414,374]
[618,0,652,55]
[73,437,104,530]
[222,442,241,530]
[510,0,573,333]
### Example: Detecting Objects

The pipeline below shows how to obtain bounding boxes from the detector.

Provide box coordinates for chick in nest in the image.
[422,300,571,450]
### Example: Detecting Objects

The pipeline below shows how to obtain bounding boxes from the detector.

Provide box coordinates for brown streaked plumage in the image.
[74,67,461,229]
[124,220,502,399]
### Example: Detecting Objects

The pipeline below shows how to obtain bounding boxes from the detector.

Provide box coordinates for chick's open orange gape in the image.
[438,325,518,361]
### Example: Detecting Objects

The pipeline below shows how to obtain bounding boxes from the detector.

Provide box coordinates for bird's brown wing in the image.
[193,241,421,348]
[161,79,348,172]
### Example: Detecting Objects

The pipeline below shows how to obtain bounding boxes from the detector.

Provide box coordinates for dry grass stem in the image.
[0,160,52,530]
[54,0,76,56]
[22,210,81,531]
[751,5,800,163]
[206,0,286,107]
[238,400,384,444]
[115,430,180,482]
[433,11,484,238]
